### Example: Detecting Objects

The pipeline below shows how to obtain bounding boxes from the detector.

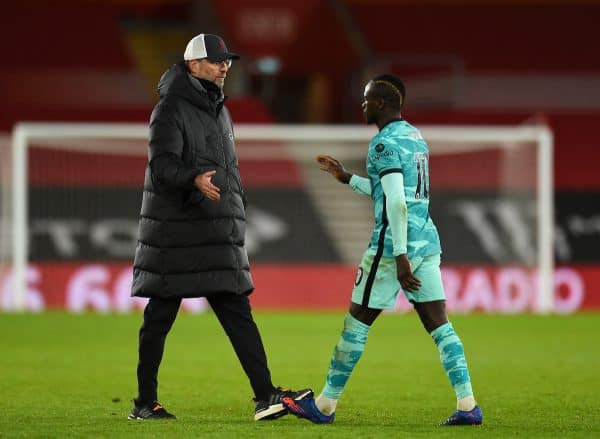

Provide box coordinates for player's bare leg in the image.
[349,302,382,326]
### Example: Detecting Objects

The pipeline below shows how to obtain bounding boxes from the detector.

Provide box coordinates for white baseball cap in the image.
[183,34,240,62]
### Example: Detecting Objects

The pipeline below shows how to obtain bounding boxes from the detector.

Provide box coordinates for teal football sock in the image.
[430,322,474,400]
[322,313,370,400]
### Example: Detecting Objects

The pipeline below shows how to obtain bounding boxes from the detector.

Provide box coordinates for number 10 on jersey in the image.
[414,152,429,199]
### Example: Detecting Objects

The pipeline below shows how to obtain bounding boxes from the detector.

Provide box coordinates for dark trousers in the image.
[136,293,274,404]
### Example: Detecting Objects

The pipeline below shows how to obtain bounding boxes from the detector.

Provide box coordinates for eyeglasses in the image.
[203,58,233,68]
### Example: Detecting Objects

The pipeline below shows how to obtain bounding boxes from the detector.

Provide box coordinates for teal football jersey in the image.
[366,119,441,258]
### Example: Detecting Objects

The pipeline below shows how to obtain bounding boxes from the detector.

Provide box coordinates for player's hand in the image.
[194,170,221,201]
[316,155,352,184]
[396,254,421,292]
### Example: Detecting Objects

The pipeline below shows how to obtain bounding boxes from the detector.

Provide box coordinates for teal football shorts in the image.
[351,252,445,309]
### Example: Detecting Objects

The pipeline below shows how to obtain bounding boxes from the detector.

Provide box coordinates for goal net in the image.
[3,123,554,313]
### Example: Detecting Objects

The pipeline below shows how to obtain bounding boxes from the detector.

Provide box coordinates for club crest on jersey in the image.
[354,267,364,286]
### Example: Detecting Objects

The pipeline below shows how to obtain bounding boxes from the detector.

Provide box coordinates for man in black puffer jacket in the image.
[128,33,311,421]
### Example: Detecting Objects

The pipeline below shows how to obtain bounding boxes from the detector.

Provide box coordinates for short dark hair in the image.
[372,74,406,110]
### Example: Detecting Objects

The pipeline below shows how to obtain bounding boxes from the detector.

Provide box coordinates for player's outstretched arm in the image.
[316,155,352,184]
[316,155,372,195]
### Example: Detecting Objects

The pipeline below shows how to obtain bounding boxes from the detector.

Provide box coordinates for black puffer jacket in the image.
[131,62,253,298]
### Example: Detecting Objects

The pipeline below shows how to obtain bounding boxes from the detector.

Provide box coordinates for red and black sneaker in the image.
[128,401,176,420]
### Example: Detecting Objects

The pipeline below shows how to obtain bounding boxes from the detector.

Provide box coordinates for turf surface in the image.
[1,311,599,438]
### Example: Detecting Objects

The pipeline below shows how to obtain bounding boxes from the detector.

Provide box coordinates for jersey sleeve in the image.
[370,141,403,178]
[349,175,372,196]
[381,172,408,256]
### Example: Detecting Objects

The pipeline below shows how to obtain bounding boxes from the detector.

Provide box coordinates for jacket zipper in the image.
[217,116,241,291]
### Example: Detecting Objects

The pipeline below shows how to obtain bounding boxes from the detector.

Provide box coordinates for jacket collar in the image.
[157,62,225,112]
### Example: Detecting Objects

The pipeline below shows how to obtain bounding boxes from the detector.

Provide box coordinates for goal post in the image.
[7,122,554,313]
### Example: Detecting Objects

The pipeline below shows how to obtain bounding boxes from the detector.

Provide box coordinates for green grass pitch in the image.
[1,311,599,438]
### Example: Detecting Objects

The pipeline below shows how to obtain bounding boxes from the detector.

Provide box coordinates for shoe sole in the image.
[127,414,176,420]
[441,422,482,426]
[255,389,314,421]
[440,420,482,426]
[254,403,288,421]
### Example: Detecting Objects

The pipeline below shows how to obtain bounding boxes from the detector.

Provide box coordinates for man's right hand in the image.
[316,155,352,184]
[194,170,220,201]
[396,254,421,292]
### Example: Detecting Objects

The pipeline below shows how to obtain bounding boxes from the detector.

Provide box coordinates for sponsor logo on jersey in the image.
[373,150,395,160]
[372,142,395,160]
